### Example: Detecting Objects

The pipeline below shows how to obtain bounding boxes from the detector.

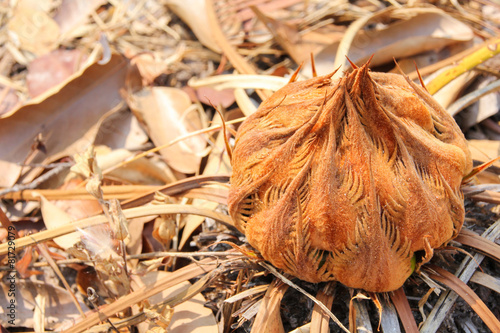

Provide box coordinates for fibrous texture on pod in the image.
[228,63,472,292]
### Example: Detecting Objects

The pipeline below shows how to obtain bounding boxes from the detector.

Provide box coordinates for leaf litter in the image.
[0,0,499,332]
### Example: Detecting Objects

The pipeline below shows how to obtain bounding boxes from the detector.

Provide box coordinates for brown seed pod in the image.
[228,63,472,292]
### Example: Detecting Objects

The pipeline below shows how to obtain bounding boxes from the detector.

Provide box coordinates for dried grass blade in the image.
[260,262,350,333]
[467,190,500,205]
[425,265,500,332]
[224,284,269,304]
[251,279,287,333]
[121,174,229,208]
[1,185,228,205]
[188,74,288,92]
[389,287,419,333]
[1,185,159,201]
[447,79,500,116]
[234,87,257,116]
[351,296,373,333]
[179,187,229,205]
[380,294,401,333]
[348,294,356,333]
[64,258,218,333]
[456,229,500,261]
[420,218,500,333]
[310,282,335,333]
[0,204,233,255]
[470,271,500,294]
[36,243,85,317]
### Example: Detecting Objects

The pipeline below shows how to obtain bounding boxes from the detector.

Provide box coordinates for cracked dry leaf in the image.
[228,63,472,292]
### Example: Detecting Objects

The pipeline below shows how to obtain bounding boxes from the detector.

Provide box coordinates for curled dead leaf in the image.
[126,87,207,174]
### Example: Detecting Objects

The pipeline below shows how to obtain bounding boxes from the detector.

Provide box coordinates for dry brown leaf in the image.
[0,54,135,187]
[27,49,87,98]
[96,147,174,185]
[0,279,88,330]
[37,194,82,249]
[0,85,21,116]
[93,108,150,151]
[7,0,60,55]
[127,87,207,174]
[130,53,171,86]
[194,86,235,108]
[51,176,102,221]
[165,0,220,52]
[178,111,232,249]
[308,8,473,76]
[251,6,345,64]
[137,271,218,333]
[169,0,304,54]
[65,258,218,332]
[468,140,500,169]
[53,0,107,36]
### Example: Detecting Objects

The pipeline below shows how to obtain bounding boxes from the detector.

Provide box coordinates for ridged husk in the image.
[228,63,472,292]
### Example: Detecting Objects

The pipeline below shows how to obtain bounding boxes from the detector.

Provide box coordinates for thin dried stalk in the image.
[1,185,159,201]
[426,38,500,94]
[36,243,86,317]
[0,251,242,270]
[64,258,219,333]
[101,117,244,177]
[352,297,373,333]
[390,287,419,333]
[455,228,500,261]
[251,279,287,333]
[310,282,336,333]
[188,74,288,92]
[121,174,229,208]
[425,265,500,332]
[379,295,401,333]
[447,78,500,116]
[0,204,234,255]
[260,262,350,333]
[420,218,500,333]
[470,191,500,204]
[470,271,500,294]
